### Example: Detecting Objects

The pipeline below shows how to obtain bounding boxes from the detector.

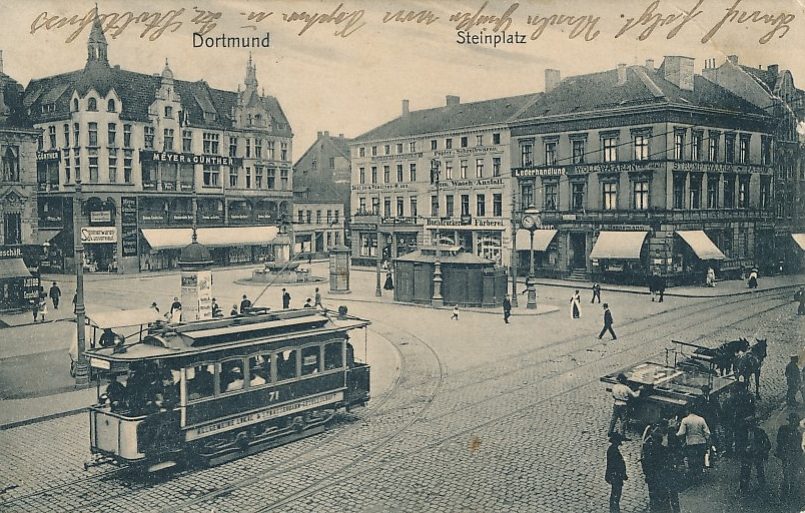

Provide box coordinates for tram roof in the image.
[85,309,370,363]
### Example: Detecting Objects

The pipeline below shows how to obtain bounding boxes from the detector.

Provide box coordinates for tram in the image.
[84,307,371,470]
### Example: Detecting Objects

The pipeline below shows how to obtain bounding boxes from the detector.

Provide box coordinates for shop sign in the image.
[170,212,194,223]
[426,218,506,228]
[514,160,664,178]
[670,161,764,174]
[351,183,409,192]
[442,177,504,188]
[604,224,649,231]
[122,231,138,257]
[80,227,117,244]
[255,212,274,221]
[199,212,223,222]
[370,152,423,162]
[121,197,138,257]
[433,146,501,158]
[140,212,166,223]
[24,277,40,299]
[121,197,137,224]
[90,210,112,224]
[140,150,243,167]
[36,150,61,162]
[0,247,22,259]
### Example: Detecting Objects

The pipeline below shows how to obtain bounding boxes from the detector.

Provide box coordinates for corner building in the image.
[25,17,293,273]
[511,58,774,285]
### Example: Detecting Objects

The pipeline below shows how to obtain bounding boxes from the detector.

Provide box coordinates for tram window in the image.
[219,359,245,392]
[249,355,269,386]
[346,343,357,367]
[324,342,343,370]
[276,349,297,381]
[301,346,320,375]
[187,364,215,400]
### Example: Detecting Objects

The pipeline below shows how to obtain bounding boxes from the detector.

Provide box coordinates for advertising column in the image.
[180,269,213,321]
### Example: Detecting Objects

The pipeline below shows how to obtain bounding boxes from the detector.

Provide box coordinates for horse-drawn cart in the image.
[601,340,738,429]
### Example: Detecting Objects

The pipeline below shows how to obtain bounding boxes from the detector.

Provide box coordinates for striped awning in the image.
[515,229,558,251]
[590,231,648,260]
[676,230,726,260]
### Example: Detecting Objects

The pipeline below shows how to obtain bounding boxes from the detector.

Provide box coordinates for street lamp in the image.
[73,177,89,384]
[431,159,443,307]
[521,205,541,310]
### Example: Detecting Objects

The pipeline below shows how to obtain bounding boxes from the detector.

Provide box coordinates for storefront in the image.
[425,218,508,266]
[515,228,559,276]
[673,230,727,284]
[0,247,40,312]
[80,226,118,273]
[589,231,650,285]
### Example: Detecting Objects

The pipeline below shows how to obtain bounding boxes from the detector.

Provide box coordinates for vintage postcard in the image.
[0,0,804,511]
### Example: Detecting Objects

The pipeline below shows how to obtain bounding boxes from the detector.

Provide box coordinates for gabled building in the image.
[510,58,775,285]
[25,13,293,273]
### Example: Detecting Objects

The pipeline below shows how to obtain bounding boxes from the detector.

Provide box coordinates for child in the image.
[451,304,459,320]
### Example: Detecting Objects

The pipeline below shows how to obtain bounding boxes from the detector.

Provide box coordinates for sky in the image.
[1,0,804,154]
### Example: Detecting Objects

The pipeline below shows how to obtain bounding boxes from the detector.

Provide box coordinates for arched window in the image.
[87,98,97,111]
[73,99,79,111]
[107,99,116,112]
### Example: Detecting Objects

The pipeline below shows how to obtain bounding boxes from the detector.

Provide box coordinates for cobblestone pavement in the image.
[0,287,801,513]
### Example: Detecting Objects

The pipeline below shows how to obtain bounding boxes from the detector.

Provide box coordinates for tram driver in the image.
[105,374,127,410]
[99,328,125,349]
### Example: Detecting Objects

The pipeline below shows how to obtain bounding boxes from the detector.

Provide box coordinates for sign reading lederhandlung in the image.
[121,197,138,257]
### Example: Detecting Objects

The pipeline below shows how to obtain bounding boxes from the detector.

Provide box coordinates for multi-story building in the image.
[701,55,805,272]
[0,51,41,310]
[25,17,293,273]
[349,94,538,266]
[291,199,344,257]
[510,58,775,285]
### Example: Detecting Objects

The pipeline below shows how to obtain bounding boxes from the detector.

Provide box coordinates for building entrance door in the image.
[569,233,587,269]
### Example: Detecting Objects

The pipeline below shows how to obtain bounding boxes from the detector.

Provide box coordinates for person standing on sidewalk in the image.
[776,411,803,501]
[502,295,512,324]
[591,282,601,304]
[785,355,801,406]
[48,281,61,309]
[608,373,642,436]
[738,416,770,496]
[676,406,711,478]
[606,433,628,513]
[598,303,617,340]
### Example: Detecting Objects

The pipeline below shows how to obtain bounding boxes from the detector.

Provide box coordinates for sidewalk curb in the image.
[0,317,74,330]
[532,280,803,299]
[323,295,560,316]
[0,407,86,431]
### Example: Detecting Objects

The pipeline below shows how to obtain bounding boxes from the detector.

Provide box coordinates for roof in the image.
[0,73,33,128]
[293,175,349,204]
[514,65,768,122]
[395,248,495,265]
[87,308,164,330]
[354,93,541,143]
[24,66,291,134]
[740,65,777,90]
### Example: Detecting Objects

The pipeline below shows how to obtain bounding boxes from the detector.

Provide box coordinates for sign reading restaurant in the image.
[140,150,243,167]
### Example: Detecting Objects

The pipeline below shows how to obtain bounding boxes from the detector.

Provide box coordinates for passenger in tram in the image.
[105,374,127,410]
[249,357,267,386]
[346,343,356,368]
[189,366,214,398]
[225,367,246,391]
[156,371,179,410]
[99,328,124,348]
[230,304,239,316]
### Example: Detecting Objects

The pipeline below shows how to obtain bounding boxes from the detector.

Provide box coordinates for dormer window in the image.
[73,99,79,112]
[107,99,116,112]
[164,106,173,118]
[87,98,97,111]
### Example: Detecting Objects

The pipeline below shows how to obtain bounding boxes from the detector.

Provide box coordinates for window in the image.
[164,128,174,151]
[105,154,116,183]
[301,346,321,376]
[493,193,502,217]
[123,150,132,183]
[203,164,220,186]
[460,136,468,148]
[633,135,649,161]
[329,157,335,169]
[707,175,719,208]
[360,234,377,257]
[446,195,454,216]
[123,125,131,148]
[725,134,735,163]
[359,147,365,157]
[460,194,470,216]
[602,137,617,162]
[691,131,703,161]
[383,198,391,218]
[632,180,649,210]
[64,153,70,183]
[738,175,750,208]
[182,130,192,152]
[674,130,685,160]
[460,160,468,179]
[316,210,322,224]
[371,166,377,184]
[88,151,98,183]
[444,161,453,180]
[371,146,378,156]
[410,197,417,217]
[395,143,403,154]
[431,195,439,216]
[229,137,238,157]
[708,132,719,162]
[203,132,220,154]
[1,146,20,182]
[280,169,288,189]
[761,136,772,165]
[87,97,97,111]
[492,133,501,145]
[572,139,585,164]
[430,140,437,150]
[73,150,80,181]
[63,124,70,148]
[545,141,557,165]
[281,142,288,160]
[673,174,685,209]
[253,166,263,189]
[277,350,298,381]
[383,165,390,183]
[476,194,486,216]
[445,138,453,149]
[544,182,558,210]
[384,144,390,156]
[72,98,79,111]
[3,213,21,245]
[306,211,312,224]
[298,210,305,223]
[409,163,416,182]
[571,182,585,211]
[476,135,483,146]
[267,168,276,189]
[396,197,404,217]
[229,167,238,187]
[267,141,275,160]
[521,182,533,210]
[475,158,484,177]
[723,175,735,208]
[602,182,617,210]
[689,174,702,209]
[37,134,43,151]
[520,142,533,166]
[739,135,750,164]
[107,123,116,146]
[408,141,416,153]
[492,157,501,177]
[48,126,57,148]
[759,176,771,209]
[359,167,365,184]
[73,123,80,147]
[144,126,154,149]
[246,140,254,159]
[88,122,98,146]
[107,99,116,112]
[396,164,404,182]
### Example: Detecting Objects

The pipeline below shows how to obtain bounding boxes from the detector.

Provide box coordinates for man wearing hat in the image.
[785,355,801,406]
[608,373,642,436]
[738,416,770,496]
[776,411,803,501]
[605,432,628,513]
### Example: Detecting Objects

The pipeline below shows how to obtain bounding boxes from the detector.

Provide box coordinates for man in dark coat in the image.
[606,433,628,513]
[738,416,770,496]
[282,288,291,309]
[239,294,252,314]
[786,355,801,406]
[598,303,617,340]
[591,283,601,303]
[502,295,512,324]
[641,427,669,512]
[48,281,61,309]
[776,411,803,501]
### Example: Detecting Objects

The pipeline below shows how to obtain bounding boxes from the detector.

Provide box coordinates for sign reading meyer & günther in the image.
[140,150,243,168]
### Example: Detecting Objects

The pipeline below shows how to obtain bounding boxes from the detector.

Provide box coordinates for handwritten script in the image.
[29,0,796,45]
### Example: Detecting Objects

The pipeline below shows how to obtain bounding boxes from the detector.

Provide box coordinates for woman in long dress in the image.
[570,290,582,319]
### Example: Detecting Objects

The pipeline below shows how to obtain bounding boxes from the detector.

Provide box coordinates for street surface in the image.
[0,263,803,512]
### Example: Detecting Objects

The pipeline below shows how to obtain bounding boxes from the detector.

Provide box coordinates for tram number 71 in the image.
[267,390,280,401]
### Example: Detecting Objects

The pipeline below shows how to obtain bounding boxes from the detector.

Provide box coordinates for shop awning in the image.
[515,229,558,251]
[676,230,726,260]
[792,233,805,251]
[590,231,648,260]
[0,258,32,279]
[141,227,279,250]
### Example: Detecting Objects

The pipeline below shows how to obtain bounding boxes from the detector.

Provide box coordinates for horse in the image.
[695,338,749,376]
[735,339,768,397]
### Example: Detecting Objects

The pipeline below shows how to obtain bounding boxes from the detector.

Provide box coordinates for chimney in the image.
[727,55,739,65]
[446,95,460,107]
[338,133,344,138]
[645,59,654,70]
[317,131,323,137]
[767,64,779,77]
[662,56,695,92]
[617,63,627,85]
[324,130,329,136]
[401,99,409,117]
[544,69,561,92]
